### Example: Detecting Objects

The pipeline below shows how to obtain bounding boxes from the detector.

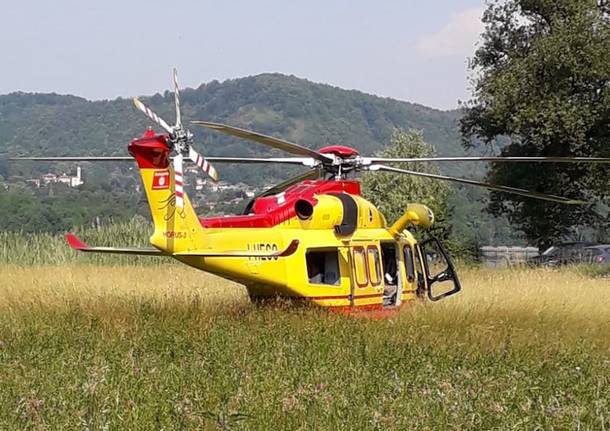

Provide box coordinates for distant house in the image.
[40,166,83,188]
[57,174,72,186]
[42,173,58,185]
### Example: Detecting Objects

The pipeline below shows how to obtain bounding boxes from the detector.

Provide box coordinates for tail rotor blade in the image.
[172,67,182,129]
[133,97,173,134]
[188,147,219,182]
[173,154,185,209]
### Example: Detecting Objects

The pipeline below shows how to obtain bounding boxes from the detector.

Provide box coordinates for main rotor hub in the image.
[316,146,362,179]
[319,145,359,158]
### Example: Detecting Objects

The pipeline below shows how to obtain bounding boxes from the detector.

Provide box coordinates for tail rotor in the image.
[132,68,219,208]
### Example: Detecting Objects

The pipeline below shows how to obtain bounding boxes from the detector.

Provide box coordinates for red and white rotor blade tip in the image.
[172,67,182,128]
[188,146,219,182]
[173,153,185,209]
[133,97,173,134]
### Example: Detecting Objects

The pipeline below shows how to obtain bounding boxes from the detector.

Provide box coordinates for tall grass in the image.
[0,217,163,266]
[0,265,608,429]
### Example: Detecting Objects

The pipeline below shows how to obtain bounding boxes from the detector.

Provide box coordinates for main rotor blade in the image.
[188,147,219,182]
[191,121,332,162]
[6,156,133,161]
[369,164,588,205]
[172,67,182,129]
[206,156,316,165]
[257,169,320,198]
[242,169,320,214]
[366,156,610,164]
[133,97,173,134]
[4,156,317,165]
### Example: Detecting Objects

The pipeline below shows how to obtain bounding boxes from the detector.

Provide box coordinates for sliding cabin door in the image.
[349,241,384,307]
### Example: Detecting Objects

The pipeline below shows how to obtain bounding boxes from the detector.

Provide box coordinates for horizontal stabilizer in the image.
[66,233,165,256]
[173,240,300,258]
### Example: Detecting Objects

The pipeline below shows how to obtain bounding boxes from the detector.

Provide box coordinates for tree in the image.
[461,0,610,247]
[362,129,451,238]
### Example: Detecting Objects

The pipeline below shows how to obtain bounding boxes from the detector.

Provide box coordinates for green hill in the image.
[0,73,519,245]
[0,74,464,176]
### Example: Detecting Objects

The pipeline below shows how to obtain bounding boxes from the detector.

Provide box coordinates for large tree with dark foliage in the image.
[461,0,610,247]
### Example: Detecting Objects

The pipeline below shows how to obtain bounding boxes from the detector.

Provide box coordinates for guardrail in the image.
[480,246,600,267]
[480,246,539,267]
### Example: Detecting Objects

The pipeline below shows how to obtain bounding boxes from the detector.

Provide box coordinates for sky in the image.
[0,0,486,110]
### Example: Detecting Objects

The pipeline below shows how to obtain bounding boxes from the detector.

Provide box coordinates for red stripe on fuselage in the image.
[199,179,361,228]
[305,293,382,301]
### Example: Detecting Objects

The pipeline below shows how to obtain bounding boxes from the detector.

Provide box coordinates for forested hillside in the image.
[0,74,465,179]
[0,73,519,245]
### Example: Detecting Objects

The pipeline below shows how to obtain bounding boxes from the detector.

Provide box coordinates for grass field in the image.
[0,264,609,430]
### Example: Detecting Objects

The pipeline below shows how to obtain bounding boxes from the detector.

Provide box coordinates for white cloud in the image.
[416,7,485,58]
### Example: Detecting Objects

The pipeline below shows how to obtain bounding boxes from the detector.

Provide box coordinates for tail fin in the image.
[128,130,205,253]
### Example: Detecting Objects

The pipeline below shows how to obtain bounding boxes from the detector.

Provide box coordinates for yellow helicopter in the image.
[13,69,610,311]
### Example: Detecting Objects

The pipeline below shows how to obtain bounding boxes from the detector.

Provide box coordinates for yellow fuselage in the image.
[130,133,428,310]
[175,199,421,309]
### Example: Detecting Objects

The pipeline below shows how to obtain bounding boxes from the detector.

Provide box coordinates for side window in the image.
[414,246,426,295]
[352,247,368,287]
[403,246,415,283]
[414,246,424,279]
[367,246,382,286]
[306,249,340,285]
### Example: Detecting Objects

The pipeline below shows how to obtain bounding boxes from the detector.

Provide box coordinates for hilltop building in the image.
[40,166,83,188]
